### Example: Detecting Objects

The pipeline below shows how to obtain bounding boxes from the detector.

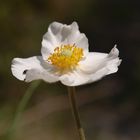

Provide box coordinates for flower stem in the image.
[6,80,41,140]
[67,86,86,140]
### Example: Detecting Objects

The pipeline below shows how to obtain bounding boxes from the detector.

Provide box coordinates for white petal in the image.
[11,56,59,83]
[59,70,90,86]
[41,22,89,60]
[88,59,121,83]
[74,33,89,56]
[41,22,63,60]
[79,46,121,82]
[79,52,108,73]
[60,22,89,56]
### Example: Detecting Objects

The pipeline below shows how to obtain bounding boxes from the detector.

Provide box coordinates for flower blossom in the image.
[11,22,121,86]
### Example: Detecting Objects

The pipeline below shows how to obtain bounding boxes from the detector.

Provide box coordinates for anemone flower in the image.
[11,22,121,140]
[11,22,121,86]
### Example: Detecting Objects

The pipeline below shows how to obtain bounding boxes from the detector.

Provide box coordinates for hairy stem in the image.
[67,86,86,140]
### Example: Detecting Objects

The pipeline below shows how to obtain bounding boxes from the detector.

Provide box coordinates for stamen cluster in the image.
[48,44,83,70]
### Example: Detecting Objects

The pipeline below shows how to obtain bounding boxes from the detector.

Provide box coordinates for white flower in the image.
[11,22,121,86]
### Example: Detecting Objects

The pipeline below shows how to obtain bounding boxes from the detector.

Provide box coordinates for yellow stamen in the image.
[47,44,83,70]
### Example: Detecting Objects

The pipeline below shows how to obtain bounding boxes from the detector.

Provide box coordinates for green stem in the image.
[6,80,41,140]
[67,86,86,140]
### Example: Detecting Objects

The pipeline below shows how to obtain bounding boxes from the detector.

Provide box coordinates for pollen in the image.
[47,44,83,70]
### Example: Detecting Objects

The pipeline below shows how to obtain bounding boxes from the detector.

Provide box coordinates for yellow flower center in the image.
[47,44,83,70]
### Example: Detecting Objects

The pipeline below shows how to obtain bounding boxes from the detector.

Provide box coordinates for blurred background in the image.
[0,0,140,140]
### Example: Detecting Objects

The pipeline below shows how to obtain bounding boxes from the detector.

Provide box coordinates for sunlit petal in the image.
[11,56,59,83]
[79,46,121,83]
[41,22,89,60]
